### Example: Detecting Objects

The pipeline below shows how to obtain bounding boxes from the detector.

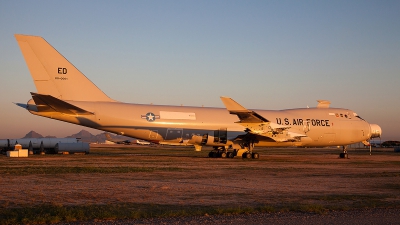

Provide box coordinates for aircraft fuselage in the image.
[26,100,373,148]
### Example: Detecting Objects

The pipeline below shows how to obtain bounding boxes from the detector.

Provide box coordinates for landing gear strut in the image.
[339,145,348,159]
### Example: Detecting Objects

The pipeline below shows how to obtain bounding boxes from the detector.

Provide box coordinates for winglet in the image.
[220,96,269,123]
[220,96,251,113]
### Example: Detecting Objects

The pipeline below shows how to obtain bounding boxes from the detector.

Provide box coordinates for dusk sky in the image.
[1,1,399,141]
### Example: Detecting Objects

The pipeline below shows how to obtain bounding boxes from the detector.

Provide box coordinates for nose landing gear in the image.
[339,145,348,159]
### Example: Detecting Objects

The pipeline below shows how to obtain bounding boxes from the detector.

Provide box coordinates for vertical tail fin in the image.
[14,34,114,102]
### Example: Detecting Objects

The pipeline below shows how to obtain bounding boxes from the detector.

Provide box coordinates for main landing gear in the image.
[241,151,259,159]
[339,145,348,159]
[208,147,234,158]
[238,141,259,159]
[208,144,260,159]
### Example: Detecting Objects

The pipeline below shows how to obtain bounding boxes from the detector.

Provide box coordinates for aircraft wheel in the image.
[227,152,234,158]
[220,152,227,158]
[252,153,259,159]
[243,153,252,159]
[208,152,214,158]
[339,153,348,159]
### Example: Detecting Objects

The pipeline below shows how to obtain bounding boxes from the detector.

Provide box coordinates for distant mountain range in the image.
[21,130,130,143]
[65,130,108,143]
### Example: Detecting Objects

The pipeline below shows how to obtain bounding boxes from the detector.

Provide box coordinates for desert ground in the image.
[0,145,399,224]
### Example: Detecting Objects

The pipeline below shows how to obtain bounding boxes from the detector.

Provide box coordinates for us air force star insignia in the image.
[141,112,160,122]
[146,112,155,121]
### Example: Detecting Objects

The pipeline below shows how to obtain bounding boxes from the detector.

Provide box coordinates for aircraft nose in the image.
[370,124,382,138]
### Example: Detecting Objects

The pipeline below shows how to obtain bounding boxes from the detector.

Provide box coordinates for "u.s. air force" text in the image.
[276,118,330,126]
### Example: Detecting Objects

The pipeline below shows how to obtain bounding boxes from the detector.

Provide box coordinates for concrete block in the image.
[7,151,19,157]
[19,149,28,157]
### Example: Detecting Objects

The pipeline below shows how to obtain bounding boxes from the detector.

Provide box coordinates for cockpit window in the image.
[355,115,365,121]
[353,112,364,120]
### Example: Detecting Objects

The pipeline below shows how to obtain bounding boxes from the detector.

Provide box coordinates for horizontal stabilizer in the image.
[31,92,93,115]
[14,102,28,109]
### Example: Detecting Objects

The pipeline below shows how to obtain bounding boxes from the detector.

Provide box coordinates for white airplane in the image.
[136,139,151,145]
[104,133,132,145]
[14,34,382,159]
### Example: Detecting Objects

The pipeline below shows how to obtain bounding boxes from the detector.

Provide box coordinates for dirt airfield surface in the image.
[1,145,400,224]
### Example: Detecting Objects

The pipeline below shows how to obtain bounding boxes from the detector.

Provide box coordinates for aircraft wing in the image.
[31,92,93,115]
[221,96,304,142]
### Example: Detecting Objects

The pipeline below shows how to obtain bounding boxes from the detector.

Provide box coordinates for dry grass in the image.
[1,146,399,224]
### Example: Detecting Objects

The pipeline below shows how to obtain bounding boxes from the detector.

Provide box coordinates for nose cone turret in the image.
[370,124,382,138]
